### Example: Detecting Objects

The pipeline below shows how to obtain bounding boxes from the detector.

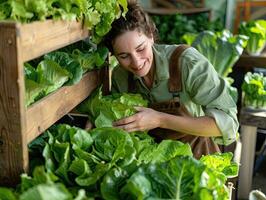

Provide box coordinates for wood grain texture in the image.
[14,20,88,62]
[0,19,96,186]
[144,7,211,15]
[0,24,28,186]
[26,71,100,143]
[240,108,266,129]
[234,51,266,68]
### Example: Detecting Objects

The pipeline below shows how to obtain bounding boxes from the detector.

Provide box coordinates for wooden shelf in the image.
[144,7,211,16]
[26,71,100,143]
[240,108,266,129]
[0,20,89,62]
[234,50,266,69]
[0,20,101,186]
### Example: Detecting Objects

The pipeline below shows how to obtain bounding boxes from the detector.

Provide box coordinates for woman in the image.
[103,0,239,158]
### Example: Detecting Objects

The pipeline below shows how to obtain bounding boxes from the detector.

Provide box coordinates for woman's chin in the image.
[134,71,148,77]
[133,67,149,77]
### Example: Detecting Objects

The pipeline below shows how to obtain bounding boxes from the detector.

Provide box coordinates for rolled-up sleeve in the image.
[181,48,239,145]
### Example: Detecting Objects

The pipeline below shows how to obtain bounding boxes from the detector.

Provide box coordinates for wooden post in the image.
[238,108,266,199]
[0,23,28,186]
[101,54,112,95]
[238,125,257,199]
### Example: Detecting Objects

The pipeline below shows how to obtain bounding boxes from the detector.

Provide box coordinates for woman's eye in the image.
[119,54,128,59]
[137,47,145,52]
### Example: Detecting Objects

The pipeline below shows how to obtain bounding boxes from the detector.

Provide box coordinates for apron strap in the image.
[168,44,190,93]
[128,72,135,92]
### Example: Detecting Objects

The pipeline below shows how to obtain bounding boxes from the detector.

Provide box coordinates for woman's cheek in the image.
[118,59,130,70]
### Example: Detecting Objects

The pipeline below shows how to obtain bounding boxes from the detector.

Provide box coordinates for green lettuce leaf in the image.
[36,60,70,94]
[239,20,266,55]
[0,187,17,200]
[200,152,239,179]
[120,156,229,200]
[78,88,148,128]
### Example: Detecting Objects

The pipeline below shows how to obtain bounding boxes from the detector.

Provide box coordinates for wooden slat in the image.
[237,1,266,7]
[101,57,112,95]
[9,20,89,62]
[235,51,266,68]
[26,71,101,143]
[144,7,211,15]
[0,23,27,186]
[240,108,266,129]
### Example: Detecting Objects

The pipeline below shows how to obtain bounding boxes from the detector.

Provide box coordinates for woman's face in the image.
[112,30,154,77]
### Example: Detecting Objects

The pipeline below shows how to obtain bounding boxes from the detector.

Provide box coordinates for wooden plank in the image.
[237,1,266,7]
[144,7,211,15]
[235,51,266,68]
[101,61,112,95]
[0,23,27,186]
[26,71,101,143]
[8,20,88,62]
[240,108,266,129]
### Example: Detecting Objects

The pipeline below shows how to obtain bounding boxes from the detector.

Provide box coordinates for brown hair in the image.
[103,0,157,53]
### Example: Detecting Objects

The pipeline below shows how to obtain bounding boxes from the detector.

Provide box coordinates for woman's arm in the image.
[158,110,222,137]
[113,106,222,137]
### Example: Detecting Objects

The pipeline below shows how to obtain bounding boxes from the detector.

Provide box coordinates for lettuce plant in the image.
[0,166,89,200]
[239,20,266,55]
[1,123,238,199]
[242,72,266,109]
[78,88,148,128]
[24,44,108,107]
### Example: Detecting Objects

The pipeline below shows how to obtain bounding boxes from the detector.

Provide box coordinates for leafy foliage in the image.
[0,166,90,200]
[239,19,266,55]
[242,72,266,109]
[24,43,108,106]
[0,123,238,199]
[0,0,128,42]
[78,88,148,128]
[152,13,223,44]
[120,156,229,200]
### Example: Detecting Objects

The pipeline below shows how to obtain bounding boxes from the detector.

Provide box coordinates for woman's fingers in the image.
[113,114,138,126]
[115,123,142,132]
[113,107,159,132]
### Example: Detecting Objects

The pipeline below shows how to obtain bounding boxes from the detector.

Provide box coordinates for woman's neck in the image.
[142,61,155,89]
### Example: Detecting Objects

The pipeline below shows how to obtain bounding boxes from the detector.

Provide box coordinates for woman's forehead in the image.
[113,31,148,51]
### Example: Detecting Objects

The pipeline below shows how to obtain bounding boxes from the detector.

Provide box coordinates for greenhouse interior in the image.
[0,0,266,200]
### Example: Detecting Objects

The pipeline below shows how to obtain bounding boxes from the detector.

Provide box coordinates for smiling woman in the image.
[103,0,239,159]
[113,31,154,86]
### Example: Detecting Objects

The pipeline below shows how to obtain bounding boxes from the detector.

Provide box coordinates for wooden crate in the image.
[0,20,102,186]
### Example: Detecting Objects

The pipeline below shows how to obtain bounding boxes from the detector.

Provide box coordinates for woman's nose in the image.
[131,54,142,68]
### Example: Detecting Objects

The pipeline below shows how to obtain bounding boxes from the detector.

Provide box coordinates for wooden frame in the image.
[234,0,266,33]
[146,0,211,18]
[0,20,102,186]
[234,50,266,69]
[144,7,211,17]
[152,0,205,9]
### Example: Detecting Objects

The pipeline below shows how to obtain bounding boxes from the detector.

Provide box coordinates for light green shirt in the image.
[112,44,239,145]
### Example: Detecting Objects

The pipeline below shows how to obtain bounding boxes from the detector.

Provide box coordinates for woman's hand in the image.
[113,107,161,132]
